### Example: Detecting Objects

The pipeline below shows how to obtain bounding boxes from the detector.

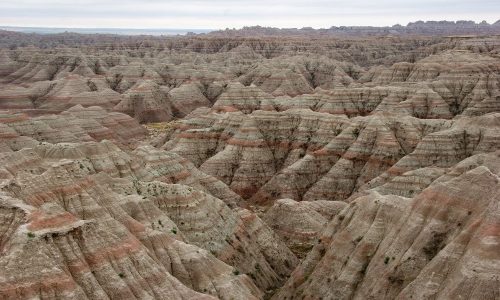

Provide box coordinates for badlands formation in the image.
[0,24,499,299]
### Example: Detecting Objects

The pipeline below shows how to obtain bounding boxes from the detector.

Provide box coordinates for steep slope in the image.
[273,151,500,299]
[0,108,300,298]
[0,31,499,300]
[263,199,346,257]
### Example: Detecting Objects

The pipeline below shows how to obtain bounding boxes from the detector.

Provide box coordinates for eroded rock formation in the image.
[0,28,499,299]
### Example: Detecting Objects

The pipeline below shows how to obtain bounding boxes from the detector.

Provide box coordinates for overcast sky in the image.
[0,0,499,29]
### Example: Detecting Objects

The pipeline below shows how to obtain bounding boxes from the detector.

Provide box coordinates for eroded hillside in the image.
[0,30,499,299]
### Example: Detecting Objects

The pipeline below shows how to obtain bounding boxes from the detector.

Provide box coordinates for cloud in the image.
[0,0,498,29]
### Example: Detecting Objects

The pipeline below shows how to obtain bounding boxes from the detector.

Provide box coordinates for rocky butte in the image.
[0,21,499,299]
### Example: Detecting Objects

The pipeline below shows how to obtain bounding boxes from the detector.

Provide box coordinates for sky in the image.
[0,0,499,29]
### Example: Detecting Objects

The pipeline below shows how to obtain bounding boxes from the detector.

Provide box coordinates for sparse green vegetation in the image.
[27,232,35,238]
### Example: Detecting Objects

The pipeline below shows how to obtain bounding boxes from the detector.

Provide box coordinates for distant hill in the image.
[207,20,500,37]
[0,26,212,36]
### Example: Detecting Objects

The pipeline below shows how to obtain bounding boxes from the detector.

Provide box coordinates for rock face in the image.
[0,105,147,151]
[263,199,346,257]
[165,110,500,206]
[0,123,292,298]
[2,33,499,123]
[273,154,500,300]
[0,29,500,300]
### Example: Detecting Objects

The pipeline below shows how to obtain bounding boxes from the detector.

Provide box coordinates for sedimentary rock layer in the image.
[0,30,499,300]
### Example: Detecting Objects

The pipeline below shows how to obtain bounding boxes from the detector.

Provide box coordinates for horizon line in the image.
[1,18,499,32]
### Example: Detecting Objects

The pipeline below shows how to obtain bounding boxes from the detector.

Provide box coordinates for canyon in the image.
[0,23,499,299]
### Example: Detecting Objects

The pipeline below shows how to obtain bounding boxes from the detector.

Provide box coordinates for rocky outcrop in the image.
[162,110,447,204]
[2,34,499,123]
[115,80,174,123]
[0,105,147,151]
[0,137,293,298]
[263,199,346,257]
[161,108,500,209]
[213,82,275,113]
[0,164,260,299]
[1,29,500,300]
[0,108,301,296]
[274,155,500,299]
[167,83,212,116]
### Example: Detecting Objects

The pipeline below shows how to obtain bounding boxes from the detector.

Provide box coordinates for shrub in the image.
[384,256,390,264]
[171,227,177,234]
[27,232,35,238]
[118,273,125,278]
